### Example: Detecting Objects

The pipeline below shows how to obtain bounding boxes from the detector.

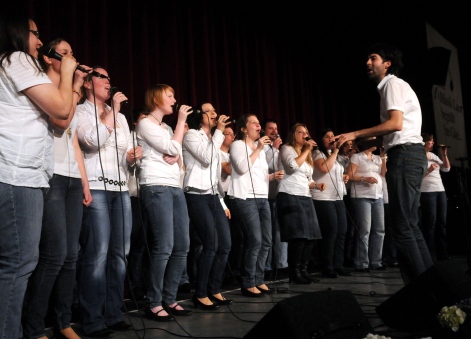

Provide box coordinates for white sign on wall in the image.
[426,23,467,167]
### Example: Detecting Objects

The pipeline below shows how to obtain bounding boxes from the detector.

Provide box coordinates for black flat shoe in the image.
[322,270,338,278]
[209,295,233,305]
[192,295,219,310]
[145,307,174,322]
[165,303,193,316]
[241,287,263,298]
[108,320,132,331]
[87,328,113,338]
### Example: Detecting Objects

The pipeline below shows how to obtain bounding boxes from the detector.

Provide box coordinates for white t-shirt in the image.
[378,74,423,151]
[52,115,81,178]
[278,145,313,197]
[348,152,383,199]
[0,52,53,187]
[228,140,268,199]
[220,150,231,193]
[137,117,182,188]
[311,150,346,201]
[76,100,132,191]
[421,152,449,192]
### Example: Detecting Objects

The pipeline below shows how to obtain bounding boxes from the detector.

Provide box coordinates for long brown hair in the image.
[0,14,43,73]
[286,123,313,167]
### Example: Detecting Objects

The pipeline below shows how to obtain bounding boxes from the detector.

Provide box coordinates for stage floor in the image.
[46,256,471,339]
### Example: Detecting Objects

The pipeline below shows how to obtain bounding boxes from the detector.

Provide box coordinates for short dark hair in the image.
[367,42,403,76]
[261,118,277,130]
[421,133,434,142]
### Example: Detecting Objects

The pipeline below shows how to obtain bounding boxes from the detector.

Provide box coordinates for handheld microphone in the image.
[224,118,237,124]
[41,47,105,79]
[260,129,266,138]
[305,137,311,141]
[110,87,128,105]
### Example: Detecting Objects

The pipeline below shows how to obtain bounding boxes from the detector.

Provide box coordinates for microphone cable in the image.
[315,146,369,267]
[83,79,145,338]
[242,131,278,305]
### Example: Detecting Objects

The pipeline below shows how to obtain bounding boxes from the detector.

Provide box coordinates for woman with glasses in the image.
[21,38,91,339]
[75,67,142,337]
[0,12,77,339]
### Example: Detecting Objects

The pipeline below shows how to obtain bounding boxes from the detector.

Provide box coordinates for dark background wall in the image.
[17,0,471,253]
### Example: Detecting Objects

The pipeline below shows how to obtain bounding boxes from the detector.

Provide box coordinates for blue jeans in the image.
[420,191,448,261]
[185,194,231,297]
[0,183,43,339]
[140,185,189,308]
[78,190,131,334]
[313,200,347,272]
[230,198,272,288]
[265,199,288,270]
[386,143,432,283]
[352,198,385,269]
[22,175,83,338]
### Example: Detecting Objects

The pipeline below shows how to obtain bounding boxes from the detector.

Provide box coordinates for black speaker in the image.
[376,259,471,332]
[243,290,372,339]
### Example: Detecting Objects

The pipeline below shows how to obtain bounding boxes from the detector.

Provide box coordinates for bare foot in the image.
[60,327,81,339]
[197,297,214,305]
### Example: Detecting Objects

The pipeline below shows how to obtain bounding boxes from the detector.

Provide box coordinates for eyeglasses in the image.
[29,30,40,38]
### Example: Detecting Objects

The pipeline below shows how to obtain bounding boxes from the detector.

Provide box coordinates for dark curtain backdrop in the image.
[18,1,471,254]
[24,1,468,142]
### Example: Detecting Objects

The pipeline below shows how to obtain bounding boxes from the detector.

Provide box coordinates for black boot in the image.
[300,261,319,283]
[289,264,310,284]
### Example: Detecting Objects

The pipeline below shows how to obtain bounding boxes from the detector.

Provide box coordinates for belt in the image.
[388,142,423,153]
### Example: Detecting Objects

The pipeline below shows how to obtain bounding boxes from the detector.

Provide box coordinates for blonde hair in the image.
[286,123,313,167]
[145,84,174,112]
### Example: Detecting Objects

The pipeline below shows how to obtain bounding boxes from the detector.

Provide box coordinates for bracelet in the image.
[360,176,364,182]
[381,156,387,160]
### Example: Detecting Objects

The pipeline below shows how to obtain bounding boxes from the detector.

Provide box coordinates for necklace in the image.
[149,114,163,125]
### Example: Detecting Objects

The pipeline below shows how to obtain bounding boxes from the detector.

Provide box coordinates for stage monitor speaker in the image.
[243,290,372,339]
[425,46,451,87]
[376,259,471,332]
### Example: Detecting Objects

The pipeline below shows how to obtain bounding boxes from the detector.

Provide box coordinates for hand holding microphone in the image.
[217,114,231,132]
[41,47,106,79]
[303,136,317,150]
[110,87,129,112]
[273,134,283,149]
[177,104,193,121]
